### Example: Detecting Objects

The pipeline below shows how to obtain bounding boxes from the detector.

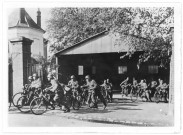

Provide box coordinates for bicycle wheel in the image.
[76,95,82,107]
[72,98,80,110]
[17,95,30,113]
[12,92,23,107]
[81,94,87,105]
[130,90,138,102]
[30,97,47,115]
[154,93,160,103]
[64,95,72,109]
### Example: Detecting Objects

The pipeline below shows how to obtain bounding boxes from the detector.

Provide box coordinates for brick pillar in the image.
[10,37,33,95]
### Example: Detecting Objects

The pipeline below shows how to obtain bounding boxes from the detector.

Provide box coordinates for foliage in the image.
[46,7,174,68]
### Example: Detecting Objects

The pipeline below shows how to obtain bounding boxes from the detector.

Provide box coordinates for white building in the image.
[8,8,46,59]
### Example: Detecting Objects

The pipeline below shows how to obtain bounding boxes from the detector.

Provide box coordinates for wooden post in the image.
[56,56,59,80]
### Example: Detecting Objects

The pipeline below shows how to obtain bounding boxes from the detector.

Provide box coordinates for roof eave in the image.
[8,26,45,33]
[54,30,109,57]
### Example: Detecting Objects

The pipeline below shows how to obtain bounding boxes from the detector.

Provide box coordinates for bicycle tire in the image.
[64,95,72,109]
[12,92,23,107]
[154,93,160,103]
[77,95,82,107]
[17,95,30,113]
[81,95,87,105]
[130,91,138,102]
[72,98,80,110]
[30,97,47,115]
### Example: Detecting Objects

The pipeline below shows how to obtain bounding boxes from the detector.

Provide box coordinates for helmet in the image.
[33,73,38,77]
[28,76,32,80]
[85,75,90,79]
[71,75,75,79]
[47,74,53,79]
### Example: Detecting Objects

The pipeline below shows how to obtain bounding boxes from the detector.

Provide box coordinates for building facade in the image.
[8,8,46,96]
[55,31,170,90]
[8,8,46,58]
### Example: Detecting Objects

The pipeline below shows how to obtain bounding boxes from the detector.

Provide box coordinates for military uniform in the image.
[149,81,157,97]
[84,79,97,106]
[31,78,42,89]
[28,78,42,103]
[47,78,63,102]
[106,82,113,102]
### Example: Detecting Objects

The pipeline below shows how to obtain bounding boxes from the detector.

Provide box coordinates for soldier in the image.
[149,80,158,101]
[106,78,113,102]
[68,75,80,93]
[120,77,129,95]
[120,77,129,86]
[81,75,97,108]
[31,73,42,89]
[26,76,33,89]
[46,74,70,112]
[28,76,33,84]
[139,79,150,101]
[28,73,42,103]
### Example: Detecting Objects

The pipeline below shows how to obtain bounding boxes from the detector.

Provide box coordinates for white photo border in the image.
[1,0,182,134]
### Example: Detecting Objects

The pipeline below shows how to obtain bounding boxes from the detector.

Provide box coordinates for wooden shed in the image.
[55,31,169,90]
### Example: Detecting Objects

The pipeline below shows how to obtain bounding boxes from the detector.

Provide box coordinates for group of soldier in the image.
[120,77,169,102]
[25,72,169,114]
[26,73,112,113]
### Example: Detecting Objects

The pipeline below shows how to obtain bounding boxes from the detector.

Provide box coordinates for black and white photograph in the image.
[0,0,182,134]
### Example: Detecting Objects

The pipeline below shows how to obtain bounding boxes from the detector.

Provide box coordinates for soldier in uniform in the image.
[120,77,129,95]
[106,78,113,102]
[68,75,80,94]
[28,73,42,103]
[82,75,107,109]
[46,74,70,112]
[81,75,98,108]
[31,73,42,89]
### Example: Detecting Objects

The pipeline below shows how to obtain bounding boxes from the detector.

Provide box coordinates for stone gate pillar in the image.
[10,37,33,95]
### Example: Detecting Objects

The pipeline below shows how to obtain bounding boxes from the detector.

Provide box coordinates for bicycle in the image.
[130,85,148,102]
[100,85,112,103]
[100,86,107,100]
[154,88,169,103]
[80,85,98,108]
[16,88,41,113]
[30,88,63,115]
[80,87,88,105]
[64,86,81,110]
[120,84,132,97]
[11,84,30,107]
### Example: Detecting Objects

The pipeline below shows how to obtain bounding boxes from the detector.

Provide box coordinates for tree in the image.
[47,7,173,69]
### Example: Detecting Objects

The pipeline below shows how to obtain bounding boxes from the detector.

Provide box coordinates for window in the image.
[118,66,127,74]
[78,65,83,75]
[92,66,96,74]
[148,65,158,74]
